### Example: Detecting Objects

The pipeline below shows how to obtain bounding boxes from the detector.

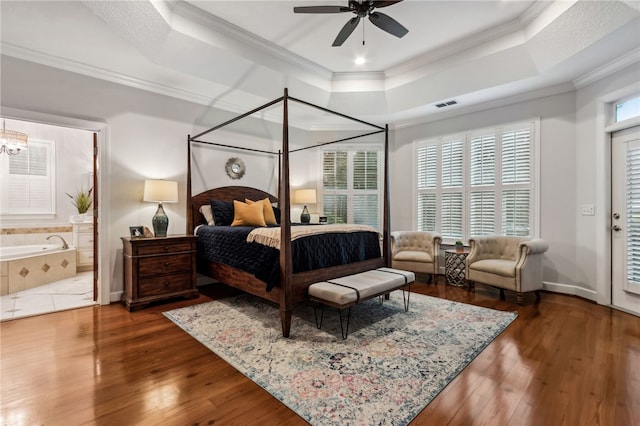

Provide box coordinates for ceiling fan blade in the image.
[368,12,408,38]
[293,6,351,14]
[332,16,361,47]
[371,1,404,8]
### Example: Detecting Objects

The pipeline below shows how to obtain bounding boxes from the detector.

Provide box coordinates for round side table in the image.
[444,249,470,287]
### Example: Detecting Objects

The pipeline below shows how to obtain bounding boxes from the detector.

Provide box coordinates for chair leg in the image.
[516,292,523,305]
[499,288,505,301]
[535,290,541,303]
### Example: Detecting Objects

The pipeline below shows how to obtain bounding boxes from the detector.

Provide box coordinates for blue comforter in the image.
[195,225,381,291]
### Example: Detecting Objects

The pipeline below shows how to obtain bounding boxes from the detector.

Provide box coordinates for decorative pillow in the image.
[209,199,234,226]
[231,200,266,227]
[272,205,281,224]
[271,206,281,225]
[245,198,277,225]
[199,205,215,226]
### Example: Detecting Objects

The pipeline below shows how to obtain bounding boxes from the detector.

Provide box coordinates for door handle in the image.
[612,225,622,232]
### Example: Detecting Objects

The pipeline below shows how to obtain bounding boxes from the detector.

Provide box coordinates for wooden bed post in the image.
[383,125,391,266]
[280,89,293,337]
[186,135,193,234]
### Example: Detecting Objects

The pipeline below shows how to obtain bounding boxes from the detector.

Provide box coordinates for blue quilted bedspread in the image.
[195,225,381,291]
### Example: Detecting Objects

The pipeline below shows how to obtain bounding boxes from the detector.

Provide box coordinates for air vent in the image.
[435,100,458,108]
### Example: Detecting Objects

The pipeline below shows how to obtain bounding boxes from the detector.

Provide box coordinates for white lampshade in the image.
[143,180,178,203]
[294,189,317,204]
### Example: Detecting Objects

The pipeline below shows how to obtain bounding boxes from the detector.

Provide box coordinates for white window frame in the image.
[319,143,383,231]
[0,138,56,217]
[414,120,540,244]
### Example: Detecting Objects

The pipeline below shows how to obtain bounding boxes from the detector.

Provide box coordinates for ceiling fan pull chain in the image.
[363,21,366,46]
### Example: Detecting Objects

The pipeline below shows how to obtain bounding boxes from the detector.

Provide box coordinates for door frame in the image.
[596,83,640,308]
[2,107,111,305]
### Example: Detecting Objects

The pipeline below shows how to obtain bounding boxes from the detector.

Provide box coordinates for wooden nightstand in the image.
[121,235,198,311]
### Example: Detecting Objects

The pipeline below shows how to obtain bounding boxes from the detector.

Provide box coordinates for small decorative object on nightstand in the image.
[455,240,465,253]
[445,248,470,287]
[121,234,198,311]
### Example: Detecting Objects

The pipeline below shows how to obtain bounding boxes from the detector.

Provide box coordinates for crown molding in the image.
[0,42,252,114]
[573,48,640,89]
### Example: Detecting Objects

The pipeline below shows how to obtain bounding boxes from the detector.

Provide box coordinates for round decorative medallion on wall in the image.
[225,157,246,180]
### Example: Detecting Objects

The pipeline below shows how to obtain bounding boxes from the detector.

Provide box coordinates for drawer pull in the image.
[165,262,170,267]
[164,246,169,251]
[164,281,170,287]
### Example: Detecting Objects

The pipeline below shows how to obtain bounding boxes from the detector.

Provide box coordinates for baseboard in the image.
[110,290,123,303]
[542,281,599,302]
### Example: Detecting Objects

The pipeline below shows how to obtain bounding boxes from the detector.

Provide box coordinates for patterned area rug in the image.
[164,292,517,425]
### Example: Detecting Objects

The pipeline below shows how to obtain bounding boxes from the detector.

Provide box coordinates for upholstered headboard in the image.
[189,186,278,232]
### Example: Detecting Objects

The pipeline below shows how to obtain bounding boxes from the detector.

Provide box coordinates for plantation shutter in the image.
[352,151,378,228]
[417,144,437,232]
[322,148,381,229]
[1,140,54,214]
[417,193,436,231]
[414,120,536,242]
[626,144,640,283]
[502,128,531,236]
[469,134,496,236]
[440,139,463,239]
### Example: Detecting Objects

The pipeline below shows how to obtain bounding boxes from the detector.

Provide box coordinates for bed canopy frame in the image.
[186,88,390,337]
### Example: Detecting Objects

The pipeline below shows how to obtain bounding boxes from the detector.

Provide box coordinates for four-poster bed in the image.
[186,89,391,337]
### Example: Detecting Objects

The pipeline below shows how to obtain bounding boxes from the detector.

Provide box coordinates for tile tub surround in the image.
[0,246,77,296]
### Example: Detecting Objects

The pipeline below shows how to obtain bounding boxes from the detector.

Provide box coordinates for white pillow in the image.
[199,204,215,225]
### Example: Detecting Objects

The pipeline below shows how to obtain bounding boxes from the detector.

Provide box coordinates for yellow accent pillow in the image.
[245,198,277,225]
[231,200,266,227]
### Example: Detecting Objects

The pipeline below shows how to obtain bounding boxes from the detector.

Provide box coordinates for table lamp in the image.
[143,180,178,237]
[294,189,316,224]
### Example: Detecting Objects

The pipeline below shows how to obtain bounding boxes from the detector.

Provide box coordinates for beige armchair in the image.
[466,236,548,304]
[391,231,442,283]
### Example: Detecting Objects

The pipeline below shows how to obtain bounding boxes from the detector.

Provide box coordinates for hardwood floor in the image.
[1,277,638,425]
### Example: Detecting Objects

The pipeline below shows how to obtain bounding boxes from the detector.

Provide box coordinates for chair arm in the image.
[519,239,548,256]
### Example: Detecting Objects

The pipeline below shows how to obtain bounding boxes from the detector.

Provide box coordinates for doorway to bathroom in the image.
[0,117,98,320]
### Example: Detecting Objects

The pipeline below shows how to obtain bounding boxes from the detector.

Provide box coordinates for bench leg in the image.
[402,284,411,312]
[313,303,325,330]
[338,307,352,340]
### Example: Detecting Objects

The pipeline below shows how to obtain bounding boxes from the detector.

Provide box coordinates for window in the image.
[0,139,56,215]
[615,95,640,123]
[416,122,537,242]
[321,146,382,230]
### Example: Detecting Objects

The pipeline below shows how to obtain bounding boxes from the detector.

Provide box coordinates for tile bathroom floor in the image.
[1,271,95,321]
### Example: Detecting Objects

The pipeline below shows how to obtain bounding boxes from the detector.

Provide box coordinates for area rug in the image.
[164,292,517,425]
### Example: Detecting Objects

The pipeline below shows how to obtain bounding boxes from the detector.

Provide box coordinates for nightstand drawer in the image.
[137,242,193,256]
[138,273,193,297]
[138,253,192,276]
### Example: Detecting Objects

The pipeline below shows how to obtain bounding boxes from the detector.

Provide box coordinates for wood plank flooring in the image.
[1,277,638,425]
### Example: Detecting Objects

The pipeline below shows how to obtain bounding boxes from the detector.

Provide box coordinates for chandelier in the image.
[0,119,28,155]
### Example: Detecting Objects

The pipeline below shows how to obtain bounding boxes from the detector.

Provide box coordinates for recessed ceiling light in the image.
[354,57,366,65]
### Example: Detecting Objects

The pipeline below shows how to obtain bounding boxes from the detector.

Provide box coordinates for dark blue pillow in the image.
[272,206,281,224]
[209,199,234,226]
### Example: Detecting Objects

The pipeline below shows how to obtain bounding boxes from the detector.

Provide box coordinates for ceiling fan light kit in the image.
[293,0,408,47]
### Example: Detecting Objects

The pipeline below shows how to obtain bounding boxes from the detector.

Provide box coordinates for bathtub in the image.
[0,244,65,261]
[0,244,77,296]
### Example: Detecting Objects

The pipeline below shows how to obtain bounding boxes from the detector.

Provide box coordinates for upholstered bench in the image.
[308,267,415,339]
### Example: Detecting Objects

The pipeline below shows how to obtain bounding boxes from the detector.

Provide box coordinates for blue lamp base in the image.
[300,205,310,224]
[152,203,169,237]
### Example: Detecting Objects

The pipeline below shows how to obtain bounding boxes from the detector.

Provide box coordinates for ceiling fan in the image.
[293,1,408,47]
